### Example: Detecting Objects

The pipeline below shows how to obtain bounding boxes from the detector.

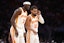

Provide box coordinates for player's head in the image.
[23,1,31,10]
[30,6,38,16]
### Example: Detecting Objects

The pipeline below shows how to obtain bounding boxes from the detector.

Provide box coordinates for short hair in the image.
[30,5,38,10]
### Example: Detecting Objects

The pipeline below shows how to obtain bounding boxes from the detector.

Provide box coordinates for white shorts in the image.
[26,31,39,43]
[10,26,25,43]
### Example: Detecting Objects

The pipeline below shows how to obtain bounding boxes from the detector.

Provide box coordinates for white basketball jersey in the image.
[15,7,27,33]
[29,14,39,32]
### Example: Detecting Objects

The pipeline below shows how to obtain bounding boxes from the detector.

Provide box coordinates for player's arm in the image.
[37,10,45,24]
[25,16,31,31]
[25,16,37,34]
[10,7,22,36]
[38,14,45,24]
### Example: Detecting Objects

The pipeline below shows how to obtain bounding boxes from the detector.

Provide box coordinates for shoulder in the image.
[28,14,31,18]
[15,7,22,12]
[13,7,22,14]
[18,7,22,10]
[27,14,31,21]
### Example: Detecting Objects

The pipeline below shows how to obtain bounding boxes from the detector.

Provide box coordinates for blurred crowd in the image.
[0,0,64,43]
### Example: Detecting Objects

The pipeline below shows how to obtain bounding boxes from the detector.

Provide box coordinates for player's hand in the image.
[30,29,37,35]
[37,10,41,15]
[33,30,37,35]
[15,30,18,37]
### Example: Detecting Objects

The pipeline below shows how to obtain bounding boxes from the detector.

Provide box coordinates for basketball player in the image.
[26,6,45,43]
[10,1,31,43]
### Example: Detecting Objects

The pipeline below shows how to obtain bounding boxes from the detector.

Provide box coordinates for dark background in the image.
[0,0,64,43]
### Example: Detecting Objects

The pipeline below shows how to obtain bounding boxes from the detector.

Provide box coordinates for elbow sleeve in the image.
[39,14,45,24]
